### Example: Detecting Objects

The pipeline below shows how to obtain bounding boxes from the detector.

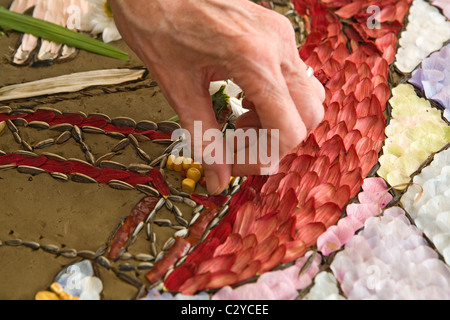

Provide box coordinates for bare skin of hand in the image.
[109,0,325,195]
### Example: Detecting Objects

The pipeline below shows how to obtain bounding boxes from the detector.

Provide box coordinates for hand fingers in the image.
[233,61,308,160]
[157,73,232,195]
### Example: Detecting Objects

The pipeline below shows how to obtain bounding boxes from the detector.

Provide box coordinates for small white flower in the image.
[81,0,121,43]
[209,80,249,118]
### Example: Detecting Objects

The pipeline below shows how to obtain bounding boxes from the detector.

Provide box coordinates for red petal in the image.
[277,153,297,173]
[177,272,211,296]
[96,168,131,184]
[259,245,286,273]
[40,158,73,174]
[380,5,397,23]
[261,173,285,195]
[340,146,360,173]
[229,186,256,207]
[298,134,320,157]
[306,183,336,208]
[282,240,307,263]
[185,238,220,265]
[69,160,102,178]
[335,1,364,19]
[103,124,135,135]
[50,113,84,126]
[311,121,331,145]
[319,135,346,164]
[322,58,342,78]
[145,237,191,283]
[355,137,372,156]
[238,261,262,282]
[18,155,47,167]
[324,162,341,187]
[249,212,279,243]
[149,169,170,197]
[342,74,360,96]
[310,155,331,182]
[355,78,373,102]
[343,61,358,82]
[297,172,320,205]
[332,43,350,62]
[276,217,297,243]
[188,206,219,242]
[123,172,152,186]
[289,155,315,176]
[214,234,243,257]
[80,116,108,128]
[314,203,343,228]
[293,199,316,228]
[277,172,302,197]
[259,192,280,217]
[0,154,23,166]
[340,168,363,196]
[163,263,196,292]
[335,185,351,209]
[242,234,258,251]
[373,83,391,104]
[295,222,326,247]
[323,102,340,127]
[337,102,357,130]
[231,247,254,273]
[360,150,379,177]
[326,121,348,141]
[207,222,232,245]
[278,189,299,224]
[206,271,238,290]
[343,130,363,151]
[197,254,236,274]
[25,110,55,123]
[253,236,279,262]
[232,202,257,237]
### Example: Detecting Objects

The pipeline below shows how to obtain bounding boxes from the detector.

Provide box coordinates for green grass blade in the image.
[0,6,129,61]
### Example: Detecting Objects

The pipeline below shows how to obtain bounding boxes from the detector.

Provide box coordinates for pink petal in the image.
[317,227,342,256]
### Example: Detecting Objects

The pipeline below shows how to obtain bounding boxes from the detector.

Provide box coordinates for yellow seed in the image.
[50,282,64,295]
[166,155,176,171]
[191,162,204,176]
[187,168,202,183]
[182,158,193,170]
[35,291,60,300]
[182,178,196,194]
[71,296,81,301]
[59,291,73,301]
[173,157,184,172]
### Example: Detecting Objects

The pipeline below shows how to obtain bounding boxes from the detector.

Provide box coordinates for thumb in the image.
[162,76,232,195]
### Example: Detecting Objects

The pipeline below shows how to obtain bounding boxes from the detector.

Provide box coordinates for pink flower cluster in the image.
[317,178,393,256]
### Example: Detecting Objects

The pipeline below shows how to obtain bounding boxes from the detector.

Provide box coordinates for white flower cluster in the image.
[395,0,450,73]
[303,272,346,300]
[55,260,103,300]
[402,148,450,264]
[331,207,450,300]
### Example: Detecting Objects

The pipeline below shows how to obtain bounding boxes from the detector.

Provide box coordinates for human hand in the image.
[109,0,325,195]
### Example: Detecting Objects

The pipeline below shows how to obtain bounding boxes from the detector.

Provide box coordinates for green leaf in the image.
[0,6,129,61]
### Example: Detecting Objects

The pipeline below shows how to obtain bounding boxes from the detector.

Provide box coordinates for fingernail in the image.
[205,170,222,195]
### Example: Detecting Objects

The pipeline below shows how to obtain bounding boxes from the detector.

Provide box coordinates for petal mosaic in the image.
[395,0,450,73]
[1,0,450,301]
[409,44,450,119]
[331,207,450,300]
[377,84,450,189]
[402,148,450,264]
